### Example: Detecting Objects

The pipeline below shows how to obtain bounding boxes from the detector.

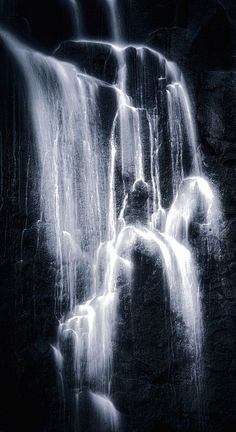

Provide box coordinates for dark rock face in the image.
[113,237,201,432]
[196,70,236,432]
[0,0,76,51]
[55,40,119,83]
[0,1,235,432]
[123,180,149,225]
[189,7,236,71]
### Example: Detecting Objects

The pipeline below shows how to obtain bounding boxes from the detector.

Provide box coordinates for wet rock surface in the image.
[124,180,149,225]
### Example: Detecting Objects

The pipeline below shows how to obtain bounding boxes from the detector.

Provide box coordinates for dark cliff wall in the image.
[0,1,235,431]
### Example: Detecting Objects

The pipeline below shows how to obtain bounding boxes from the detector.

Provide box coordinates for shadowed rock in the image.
[124,180,149,225]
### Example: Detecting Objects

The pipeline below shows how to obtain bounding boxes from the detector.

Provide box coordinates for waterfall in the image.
[68,0,83,37]
[0,3,221,428]
[104,0,122,42]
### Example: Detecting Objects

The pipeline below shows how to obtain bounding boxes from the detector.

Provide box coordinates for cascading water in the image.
[104,0,122,42]
[69,0,83,37]
[0,1,221,430]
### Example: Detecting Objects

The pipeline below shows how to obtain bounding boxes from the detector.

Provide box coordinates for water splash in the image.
[90,391,120,432]
[166,176,220,241]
